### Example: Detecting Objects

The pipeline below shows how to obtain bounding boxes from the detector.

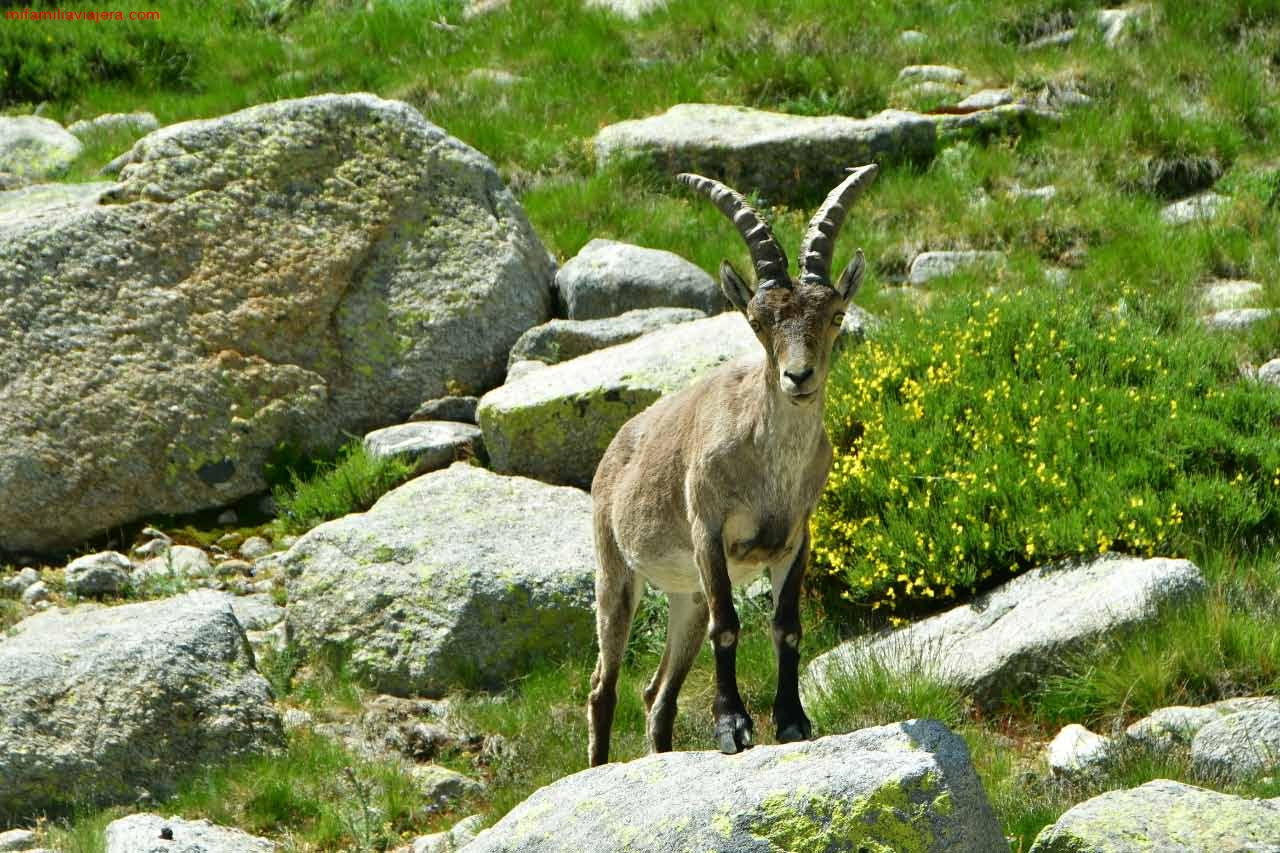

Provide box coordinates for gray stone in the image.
[556,240,722,320]
[1029,779,1280,852]
[908,250,1005,285]
[1024,29,1076,49]
[932,103,1054,139]
[64,551,131,597]
[19,581,49,606]
[595,104,935,201]
[138,544,213,580]
[478,312,757,487]
[0,591,282,814]
[0,181,112,222]
[1161,191,1228,224]
[0,116,82,178]
[413,764,484,807]
[216,508,238,526]
[401,815,484,853]
[899,29,927,45]
[1096,5,1151,47]
[0,94,554,554]
[362,422,483,474]
[1010,184,1058,202]
[1202,279,1263,311]
[228,593,284,631]
[1,567,40,597]
[1047,724,1115,780]
[1205,308,1274,331]
[505,359,548,381]
[1126,705,1222,750]
[282,708,314,731]
[215,558,253,576]
[105,813,275,853]
[584,0,665,18]
[133,538,171,558]
[509,307,705,366]
[1036,81,1093,110]
[466,69,525,86]
[66,112,160,139]
[897,64,966,84]
[805,555,1206,709]
[463,0,508,18]
[1191,709,1280,782]
[0,829,36,851]
[99,150,133,177]
[957,88,1015,109]
[409,396,479,424]
[465,719,1005,853]
[284,464,595,696]
[238,536,273,561]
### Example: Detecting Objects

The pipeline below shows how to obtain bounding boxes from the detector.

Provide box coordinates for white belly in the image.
[628,545,797,594]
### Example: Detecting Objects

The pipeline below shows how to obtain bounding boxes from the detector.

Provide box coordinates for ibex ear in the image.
[834,249,865,301]
[719,260,753,315]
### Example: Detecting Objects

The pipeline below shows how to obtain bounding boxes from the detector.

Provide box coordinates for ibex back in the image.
[588,164,879,765]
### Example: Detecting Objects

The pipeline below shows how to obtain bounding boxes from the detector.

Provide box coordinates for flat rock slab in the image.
[105,814,275,853]
[595,103,935,201]
[1162,191,1228,224]
[363,421,483,474]
[284,463,595,696]
[1029,779,1280,852]
[410,396,480,424]
[478,312,758,487]
[1202,279,1264,310]
[0,93,553,553]
[1191,709,1280,782]
[1204,307,1274,331]
[908,250,1006,284]
[465,719,1005,853]
[555,239,722,320]
[958,88,1015,109]
[509,307,704,367]
[804,555,1206,709]
[0,116,82,178]
[0,591,282,817]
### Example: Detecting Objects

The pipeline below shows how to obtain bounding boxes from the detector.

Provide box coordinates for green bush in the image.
[272,440,415,534]
[811,286,1280,614]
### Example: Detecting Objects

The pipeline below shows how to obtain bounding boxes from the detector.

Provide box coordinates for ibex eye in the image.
[749,320,762,332]
[832,312,845,326]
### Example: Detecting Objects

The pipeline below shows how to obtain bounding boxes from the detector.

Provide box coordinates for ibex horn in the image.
[677,173,790,290]
[798,164,879,286]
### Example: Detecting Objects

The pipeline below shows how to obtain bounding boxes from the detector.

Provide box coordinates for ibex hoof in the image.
[714,713,754,754]
[776,719,812,743]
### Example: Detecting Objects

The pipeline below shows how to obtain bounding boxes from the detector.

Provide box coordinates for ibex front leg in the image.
[693,521,753,754]
[770,529,813,743]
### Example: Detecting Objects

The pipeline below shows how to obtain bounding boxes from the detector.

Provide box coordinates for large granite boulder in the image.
[284,463,595,696]
[1029,779,1280,852]
[465,719,1005,853]
[595,104,935,201]
[478,312,758,487]
[0,116,82,178]
[0,93,554,554]
[508,307,705,367]
[0,591,282,817]
[554,240,722,319]
[804,555,1206,708]
[105,814,275,853]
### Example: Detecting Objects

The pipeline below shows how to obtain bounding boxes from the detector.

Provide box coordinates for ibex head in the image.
[678,165,878,404]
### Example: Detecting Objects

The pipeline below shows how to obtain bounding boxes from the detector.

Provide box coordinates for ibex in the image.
[587,164,878,765]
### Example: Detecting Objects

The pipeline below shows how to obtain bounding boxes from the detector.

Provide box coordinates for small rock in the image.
[1047,724,1115,779]
[363,422,484,475]
[66,112,159,139]
[361,694,477,761]
[899,29,927,45]
[1024,29,1076,49]
[282,708,314,731]
[238,536,273,561]
[133,538,170,558]
[1096,4,1151,47]
[215,558,254,577]
[412,765,485,808]
[584,0,665,19]
[216,509,239,526]
[505,359,548,382]
[216,532,244,550]
[466,68,525,86]
[1203,308,1274,331]
[1126,705,1222,750]
[104,813,275,853]
[410,396,480,424]
[99,150,134,177]
[0,116,82,178]
[555,239,724,320]
[404,814,485,853]
[957,88,1015,110]
[897,64,966,84]
[508,307,705,367]
[137,545,213,579]
[20,581,49,606]
[0,829,37,852]
[463,0,508,18]
[1256,358,1280,386]
[64,551,132,598]
[2,566,40,597]
[228,593,285,632]
[908,250,1005,285]
[1191,709,1280,782]
[1201,279,1263,311]
[1010,184,1058,202]
[1161,191,1227,225]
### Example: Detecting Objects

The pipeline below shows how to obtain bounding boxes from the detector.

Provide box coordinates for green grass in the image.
[271,440,416,534]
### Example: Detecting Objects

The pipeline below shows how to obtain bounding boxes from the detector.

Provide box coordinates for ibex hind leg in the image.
[643,591,709,753]
[587,531,643,767]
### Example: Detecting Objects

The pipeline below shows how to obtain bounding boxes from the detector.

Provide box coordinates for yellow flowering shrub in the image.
[813,288,1280,612]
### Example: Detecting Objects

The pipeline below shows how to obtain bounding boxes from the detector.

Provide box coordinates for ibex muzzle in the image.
[587,165,878,765]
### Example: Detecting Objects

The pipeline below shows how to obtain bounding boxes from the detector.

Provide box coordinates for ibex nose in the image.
[783,367,814,386]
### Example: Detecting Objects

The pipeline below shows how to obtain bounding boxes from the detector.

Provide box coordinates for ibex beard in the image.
[587,164,879,766]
